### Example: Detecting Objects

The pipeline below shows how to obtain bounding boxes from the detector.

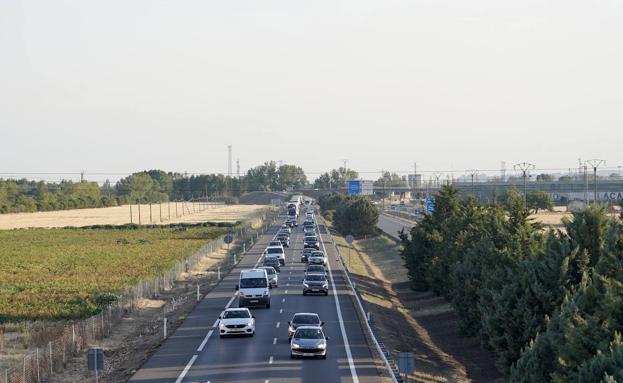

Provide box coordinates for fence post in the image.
[22,356,25,383]
[72,324,76,353]
[163,317,168,339]
[36,348,40,382]
[49,341,53,375]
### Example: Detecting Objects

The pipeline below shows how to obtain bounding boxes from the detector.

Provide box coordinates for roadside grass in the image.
[330,231,460,382]
[0,225,231,322]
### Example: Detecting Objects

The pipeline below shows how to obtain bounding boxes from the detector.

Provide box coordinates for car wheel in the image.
[266,302,271,309]
[219,334,225,338]
[290,353,295,359]
[250,331,255,337]
[322,354,327,360]
[303,291,306,296]
[324,291,329,296]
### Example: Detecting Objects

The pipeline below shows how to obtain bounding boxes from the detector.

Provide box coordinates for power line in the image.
[513,162,536,202]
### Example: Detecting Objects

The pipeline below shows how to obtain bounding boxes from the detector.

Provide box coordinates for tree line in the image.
[0,161,307,214]
[400,185,623,382]
[318,192,379,237]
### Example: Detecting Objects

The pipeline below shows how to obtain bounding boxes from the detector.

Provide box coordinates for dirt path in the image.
[335,233,503,383]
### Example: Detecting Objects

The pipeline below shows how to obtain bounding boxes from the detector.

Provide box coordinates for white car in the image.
[219,308,256,337]
[308,251,326,266]
[268,240,283,248]
[264,245,286,265]
[290,326,328,359]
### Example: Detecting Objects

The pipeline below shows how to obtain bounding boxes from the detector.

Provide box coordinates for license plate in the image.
[250,300,258,303]
[303,353,315,357]
[312,289,319,292]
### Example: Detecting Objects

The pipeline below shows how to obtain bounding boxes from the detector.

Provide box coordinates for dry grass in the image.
[0,203,268,229]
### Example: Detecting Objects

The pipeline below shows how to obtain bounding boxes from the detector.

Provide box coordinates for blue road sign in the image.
[415,208,420,216]
[347,180,361,195]
[425,196,435,213]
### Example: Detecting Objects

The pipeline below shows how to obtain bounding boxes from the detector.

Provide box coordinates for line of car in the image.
[218,198,330,359]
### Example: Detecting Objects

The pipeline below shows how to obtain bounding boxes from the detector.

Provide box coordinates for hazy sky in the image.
[1,0,622,182]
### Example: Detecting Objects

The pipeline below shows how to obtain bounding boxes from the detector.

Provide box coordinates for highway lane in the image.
[130,208,381,383]
[377,214,415,241]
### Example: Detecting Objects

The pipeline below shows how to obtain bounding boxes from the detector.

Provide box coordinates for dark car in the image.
[301,248,314,263]
[302,274,329,296]
[263,256,281,272]
[287,313,324,339]
[303,235,320,250]
[305,264,327,276]
[275,233,290,248]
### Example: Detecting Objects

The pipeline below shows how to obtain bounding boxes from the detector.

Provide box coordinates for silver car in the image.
[290,326,328,359]
[258,266,278,288]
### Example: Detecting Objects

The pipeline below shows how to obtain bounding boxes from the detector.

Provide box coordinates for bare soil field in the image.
[0,203,268,229]
[332,233,503,383]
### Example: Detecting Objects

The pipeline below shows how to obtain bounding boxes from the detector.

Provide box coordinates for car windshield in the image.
[306,275,326,282]
[294,328,324,339]
[311,252,324,257]
[240,278,267,288]
[223,310,250,319]
[267,248,283,254]
[293,315,320,325]
[264,259,279,266]
[305,237,317,241]
[307,266,324,272]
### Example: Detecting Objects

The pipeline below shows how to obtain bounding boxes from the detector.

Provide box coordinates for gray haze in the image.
[1,0,622,182]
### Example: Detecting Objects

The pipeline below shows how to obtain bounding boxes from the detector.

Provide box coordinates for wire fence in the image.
[1,208,279,383]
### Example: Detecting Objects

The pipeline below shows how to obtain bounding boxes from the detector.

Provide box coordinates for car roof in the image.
[295,325,323,330]
[224,307,250,312]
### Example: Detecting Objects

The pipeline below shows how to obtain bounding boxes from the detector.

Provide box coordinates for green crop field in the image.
[0,224,231,322]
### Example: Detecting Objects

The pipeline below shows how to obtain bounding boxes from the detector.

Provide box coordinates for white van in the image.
[264,245,286,265]
[237,269,271,309]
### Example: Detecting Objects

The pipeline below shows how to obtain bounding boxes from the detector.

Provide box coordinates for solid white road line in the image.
[319,219,360,383]
[225,294,236,309]
[197,330,214,352]
[175,354,198,383]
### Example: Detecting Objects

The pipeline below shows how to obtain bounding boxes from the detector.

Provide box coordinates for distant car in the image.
[303,227,316,236]
[301,248,314,263]
[219,308,255,337]
[259,266,278,288]
[275,234,291,248]
[279,226,292,234]
[265,245,286,265]
[290,326,328,359]
[268,240,282,247]
[305,264,327,276]
[304,235,320,250]
[302,273,329,295]
[263,256,281,272]
[288,312,324,339]
[308,251,326,266]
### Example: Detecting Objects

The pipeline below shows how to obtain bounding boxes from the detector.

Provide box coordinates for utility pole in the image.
[584,164,589,204]
[466,169,479,200]
[513,162,535,202]
[381,169,386,210]
[585,159,606,204]
[342,159,349,182]
[432,173,443,188]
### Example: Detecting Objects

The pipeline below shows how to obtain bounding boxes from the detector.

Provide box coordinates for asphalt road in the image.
[130,209,380,383]
[376,214,415,241]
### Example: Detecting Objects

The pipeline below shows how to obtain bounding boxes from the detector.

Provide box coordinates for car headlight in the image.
[288,326,295,333]
[247,321,254,327]
[318,343,326,349]
[219,322,226,328]
[323,283,328,288]
[303,283,309,288]
[291,343,300,349]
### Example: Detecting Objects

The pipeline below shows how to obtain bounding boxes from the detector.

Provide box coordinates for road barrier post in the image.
[49,341,53,375]
[218,267,221,280]
[36,348,40,382]
[163,317,168,339]
[196,284,200,302]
